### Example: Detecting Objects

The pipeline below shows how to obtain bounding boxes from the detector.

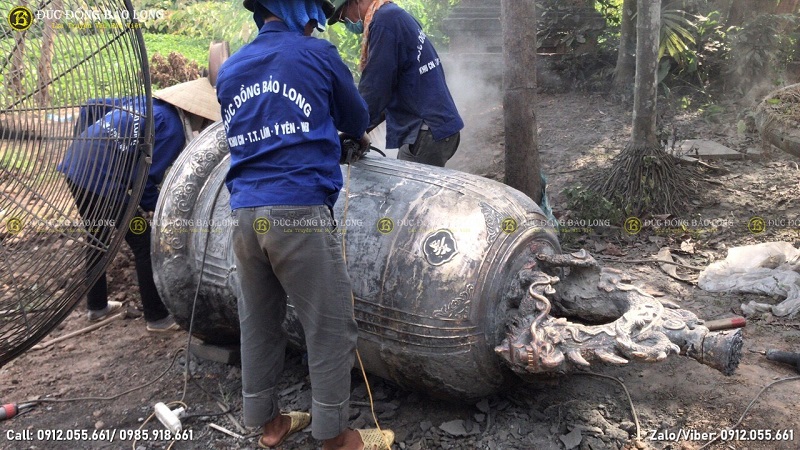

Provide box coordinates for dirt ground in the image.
[2,89,799,450]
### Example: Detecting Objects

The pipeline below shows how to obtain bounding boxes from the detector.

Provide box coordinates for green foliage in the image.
[0,30,208,106]
[660,2,697,71]
[142,33,210,67]
[698,102,725,123]
[135,0,459,76]
[0,149,34,172]
[594,0,622,52]
[0,30,143,105]
[319,24,362,75]
[595,0,623,29]
[321,0,460,75]
[563,185,624,226]
[537,1,606,52]
[726,13,799,93]
[396,0,459,45]
[2,0,462,109]
[690,11,727,81]
[135,0,254,52]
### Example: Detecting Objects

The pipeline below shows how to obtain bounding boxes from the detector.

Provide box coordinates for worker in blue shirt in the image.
[58,79,219,332]
[329,0,464,167]
[217,0,393,449]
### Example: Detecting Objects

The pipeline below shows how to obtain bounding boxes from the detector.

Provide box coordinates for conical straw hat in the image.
[153,77,220,122]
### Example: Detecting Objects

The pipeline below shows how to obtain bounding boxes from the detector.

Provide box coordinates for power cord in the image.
[575,371,641,442]
[341,160,393,450]
[20,349,184,405]
[8,150,389,443]
[128,168,235,449]
[696,375,800,450]
[163,174,240,431]
[575,371,800,449]
[7,173,234,443]
[132,400,187,450]
[177,176,227,405]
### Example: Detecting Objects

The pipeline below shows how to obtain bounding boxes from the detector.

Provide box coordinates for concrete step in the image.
[442,16,501,31]
[458,0,501,6]
[446,6,501,19]
[447,35,503,53]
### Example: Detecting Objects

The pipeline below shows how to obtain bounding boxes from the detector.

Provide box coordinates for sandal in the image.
[257,411,311,448]
[357,428,395,450]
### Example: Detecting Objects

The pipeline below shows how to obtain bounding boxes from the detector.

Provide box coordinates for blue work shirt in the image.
[58,97,185,211]
[359,3,463,148]
[216,21,369,210]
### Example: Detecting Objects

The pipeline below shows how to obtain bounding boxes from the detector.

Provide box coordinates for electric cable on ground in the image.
[132,400,188,450]
[697,375,800,450]
[20,349,184,405]
[341,153,393,450]
[575,371,641,441]
[6,180,234,444]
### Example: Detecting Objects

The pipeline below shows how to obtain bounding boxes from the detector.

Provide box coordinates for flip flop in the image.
[257,411,311,448]
[357,428,395,450]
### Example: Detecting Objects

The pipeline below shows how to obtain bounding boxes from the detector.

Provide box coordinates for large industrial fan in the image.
[0,0,152,365]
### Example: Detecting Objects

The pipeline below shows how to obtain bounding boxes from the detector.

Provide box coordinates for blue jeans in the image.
[231,205,358,440]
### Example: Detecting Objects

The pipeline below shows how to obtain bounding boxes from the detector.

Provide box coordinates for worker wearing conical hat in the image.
[58,78,220,332]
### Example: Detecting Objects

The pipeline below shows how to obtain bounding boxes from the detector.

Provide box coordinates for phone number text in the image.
[5,428,194,442]
[648,428,794,442]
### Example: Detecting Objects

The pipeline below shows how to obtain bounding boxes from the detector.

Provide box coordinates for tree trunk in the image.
[726,0,745,26]
[727,0,781,26]
[776,0,800,13]
[612,0,636,98]
[7,34,26,99]
[5,1,30,101]
[631,0,660,148]
[36,0,62,107]
[591,0,695,215]
[6,10,28,101]
[501,0,541,204]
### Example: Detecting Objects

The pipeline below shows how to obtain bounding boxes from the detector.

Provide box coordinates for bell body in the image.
[153,122,560,399]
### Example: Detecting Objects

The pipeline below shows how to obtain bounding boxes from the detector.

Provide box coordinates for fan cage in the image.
[0,0,152,365]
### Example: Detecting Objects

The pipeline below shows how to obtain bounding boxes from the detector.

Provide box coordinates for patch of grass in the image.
[142,33,210,68]
[0,148,34,172]
[0,30,212,107]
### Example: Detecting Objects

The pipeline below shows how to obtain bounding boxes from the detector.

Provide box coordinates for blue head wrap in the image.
[252,0,328,34]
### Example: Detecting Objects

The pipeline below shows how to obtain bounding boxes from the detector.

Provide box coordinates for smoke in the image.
[366,52,504,169]
[444,56,503,139]
[440,37,505,177]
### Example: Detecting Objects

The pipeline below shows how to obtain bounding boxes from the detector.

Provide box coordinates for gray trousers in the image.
[231,205,358,440]
[398,129,460,167]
